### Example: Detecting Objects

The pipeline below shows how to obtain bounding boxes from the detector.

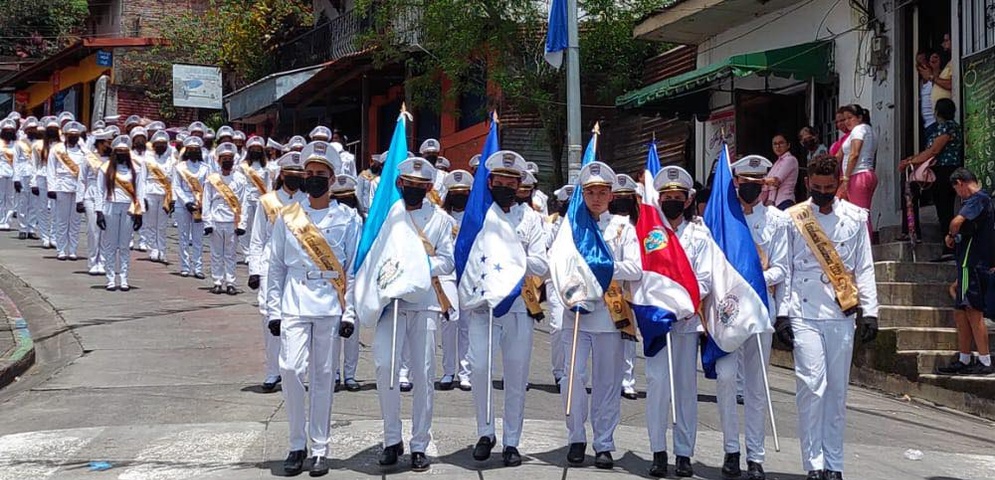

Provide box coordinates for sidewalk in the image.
[0,284,34,389]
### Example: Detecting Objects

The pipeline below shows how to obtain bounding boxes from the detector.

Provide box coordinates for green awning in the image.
[616,41,833,110]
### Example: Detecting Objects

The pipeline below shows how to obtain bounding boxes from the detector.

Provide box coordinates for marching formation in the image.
[0,110,878,480]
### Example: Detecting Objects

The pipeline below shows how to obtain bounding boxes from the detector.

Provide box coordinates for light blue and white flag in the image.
[455,113,500,279]
[701,143,772,377]
[544,0,568,68]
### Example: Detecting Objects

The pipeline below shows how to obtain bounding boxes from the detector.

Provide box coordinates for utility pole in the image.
[565,0,582,183]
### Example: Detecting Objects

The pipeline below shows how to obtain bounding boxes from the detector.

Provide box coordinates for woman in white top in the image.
[836,104,877,233]
[95,135,146,291]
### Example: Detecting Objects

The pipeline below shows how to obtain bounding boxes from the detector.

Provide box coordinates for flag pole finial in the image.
[399,102,413,122]
[491,110,499,124]
[592,122,600,135]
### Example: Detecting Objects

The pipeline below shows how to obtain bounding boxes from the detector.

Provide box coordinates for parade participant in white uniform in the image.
[34,118,61,248]
[266,143,359,477]
[248,151,307,393]
[238,136,271,263]
[328,173,363,392]
[715,155,791,480]
[357,153,382,216]
[775,155,878,480]
[123,115,141,135]
[646,166,714,479]
[374,157,454,473]
[557,162,641,470]
[203,127,216,153]
[309,125,332,142]
[141,131,175,263]
[203,142,248,295]
[172,136,210,279]
[232,130,247,161]
[545,184,572,390]
[14,118,39,239]
[468,154,480,176]
[75,129,111,274]
[419,139,445,203]
[606,174,640,401]
[286,136,306,153]
[432,157,450,193]
[265,138,283,162]
[466,151,548,467]
[129,127,152,252]
[47,121,88,260]
[95,135,145,291]
[439,169,473,390]
[330,141,356,177]
[0,118,21,230]
[524,161,549,215]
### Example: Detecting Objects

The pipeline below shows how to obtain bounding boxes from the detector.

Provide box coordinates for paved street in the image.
[0,226,993,480]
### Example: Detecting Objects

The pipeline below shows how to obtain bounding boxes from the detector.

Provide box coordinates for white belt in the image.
[289,267,339,280]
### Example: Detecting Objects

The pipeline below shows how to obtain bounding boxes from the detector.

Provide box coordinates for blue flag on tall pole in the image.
[544,0,568,68]
[455,112,500,280]
[354,108,409,273]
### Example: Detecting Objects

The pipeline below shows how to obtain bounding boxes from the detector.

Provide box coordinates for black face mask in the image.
[154,145,168,156]
[186,151,202,162]
[738,183,763,204]
[424,154,438,166]
[1,131,15,142]
[248,150,264,162]
[283,175,304,192]
[491,185,517,208]
[45,129,60,141]
[335,195,358,209]
[801,138,818,150]
[609,198,635,216]
[810,191,835,208]
[66,135,80,146]
[401,185,427,207]
[26,131,39,141]
[220,160,234,170]
[660,200,686,220]
[448,194,468,211]
[115,153,130,164]
[305,176,330,198]
[370,163,383,175]
[557,202,569,216]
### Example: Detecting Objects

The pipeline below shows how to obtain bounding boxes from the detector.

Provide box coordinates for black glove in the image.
[132,214,143,231]
[204,227,213,236]
[860,316,879,344]
[96,211,107,231]
[235,228,246,236]
[267,319,281,336]
[247,274,260,290]
[338,320,355,339]
[774,317,794,350]
[31,186,39,196]
[185,202,196,213]
[167,201,176,215]
[144,199,149,212]
[75,202,85,213]
[46,191,57,200]
[528,310,545,322]
[13,181,21,193]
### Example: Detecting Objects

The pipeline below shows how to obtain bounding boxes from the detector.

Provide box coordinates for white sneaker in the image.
[119,279,130,291]
[88,265,100,275]
[106,280,117,291]
[96,266,106,275]
[68,254,78,261]
[459,378,472,391]
[56,253,66,261]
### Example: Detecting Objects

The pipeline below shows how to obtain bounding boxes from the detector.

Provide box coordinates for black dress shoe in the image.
[439,375,454,390]
[194,272,206,279]
[806,471,825,480]
[675,455,694,477]
[262,376,281,392]
[824,471,843,480]
[502,446,522,467]
[226,285,237,295]
[722,452,742,478]
[648,451,668,477]
[399,381,413,392]
[566,442,586,465]
[211,285,223,294]
[309,456,329,476]
[621,388,638,400]
[746,461,766,480]
[344,378,360,392]
[736,394,745,405]
[594,451,613,469]
[17,232,27,240]
[283,449,307,475]
[472,436,495,461]
[379,442,403,466]
[410,452,430,472]
[554,376,563,393]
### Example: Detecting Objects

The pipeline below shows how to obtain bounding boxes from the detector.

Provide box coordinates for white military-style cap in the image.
[309,125,332,141]
[204,127,215,140]
[57,111,75,124]
[468,154,481,168]
[246,136,265,149]
[331,174,358,194]
[398,157,436,183]
[525,161,539,174]
[266,138,283,151]
[435,156,450,170]
[63,121,84,135]
[521,171,537,188]
[215,142,238,158]
[654,165,693,193]
[370,153,383,163]
[554,184,575,202]
[277,152,303,170]
[232,130,246,142]
[0,119,16,130]
[419,138,441,155]
[301,141,343,172]
[443,170,473,192]
[614,174,638,194]
[182,136,203,149]
[43,118,60,129]
[22,117,39,130]
[111,135,131,151]
[146,121,165,132]
[103,114,120,124]
[730,154,773,177]
[91,119,106,130]
[484,150,527,178]
[579,161,616,188]
[90,128,114,141]
[216,126,234,138]
[129,126,148,139]
[188,121,205,133]
[151,131,170,143]
[106,125,121,137]
[124,115,142,127]
[286,135,306,150]
[6,112,20,121]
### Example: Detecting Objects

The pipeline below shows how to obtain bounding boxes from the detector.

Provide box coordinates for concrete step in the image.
[877,282,954,307]
[874,261,957,283]
[872,242,944,262]
[891,327,995,351]
[895,349,959,374]
[879,222,944,244]
[918,373,995,404]
[878,305,955,329]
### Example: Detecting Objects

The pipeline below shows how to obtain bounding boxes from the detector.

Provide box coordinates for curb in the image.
[0,286,35,389]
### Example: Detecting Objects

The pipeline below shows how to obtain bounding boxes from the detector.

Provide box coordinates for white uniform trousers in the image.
[622,340,637,392]
[238,200,258,261]
[83,199,103,270]
[337,328,360,380]
[257,277,281,379]
[717,332,772,463]
[561,329,623,453]
[100,202,133,283]
[458,308,472,382]
[469,311,533,447]
[0,177,13,228]
[440,309,468,377]
[209,222,237,286]
[16,176,33,233]
[280,315,341,457]
[792,319,855,473]
[143,193,169,260]
[175,208,204,274]
[546,282,566,381]
[373,308,436,453]
[31,183,52,244]
[52,191,80,256]
[645,331,699,456]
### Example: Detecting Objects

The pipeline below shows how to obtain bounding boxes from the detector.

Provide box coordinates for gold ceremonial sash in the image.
[522,275,544,319]
[145,160,174,211]
[755,242,776,296]
[207,173,242,227]
[408,213,453,312]
[240,163,267,194]
[428,189,443,207]
[177,163,204,222]
[1,145,13,166]
[281,202,347,307]
[259,192,284,224]
[787,202,860,316]
[604,281,638,341]
[86,155,103,172]
[360,170,375,181]
[99,163,144,215]
[55,147,80,177]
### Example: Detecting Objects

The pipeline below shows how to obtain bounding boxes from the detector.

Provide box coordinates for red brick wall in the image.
[121,0,208,37]
[115,87,198,128]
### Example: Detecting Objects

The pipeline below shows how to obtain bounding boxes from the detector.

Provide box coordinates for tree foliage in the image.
[0,0,89,58]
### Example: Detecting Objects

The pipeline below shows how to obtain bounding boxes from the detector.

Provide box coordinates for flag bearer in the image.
[607,174,641,401]
[76,129,112,274]
[173,136,210,279]
[143,131,175,263]
[95,136,145,291]
[203,142,248,295]
[440,170,474,391]
[329,173,363,392]
[266,142,359,477]
[47,121,87,260]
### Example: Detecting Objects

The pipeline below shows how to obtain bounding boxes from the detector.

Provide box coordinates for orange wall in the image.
[20,53,111,111]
